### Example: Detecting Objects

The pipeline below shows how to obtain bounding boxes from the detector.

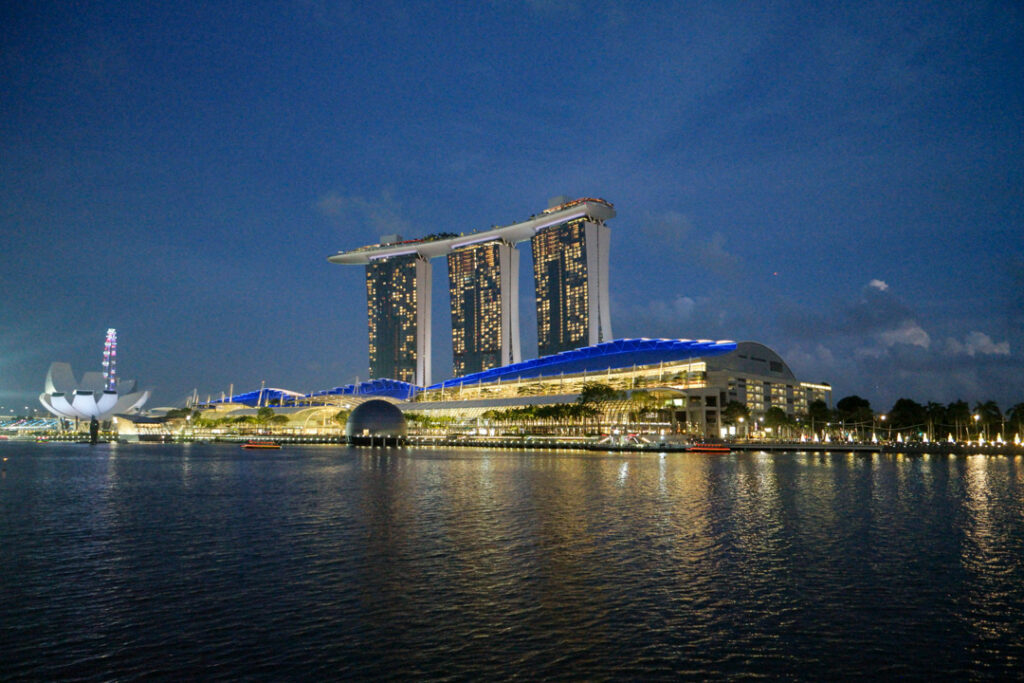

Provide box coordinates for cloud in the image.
[617,294,744,340]
[638,212,741,278]
[781,343,838,380]
[877,320,930,349]
[697,231,741,277]
[647,210,694,238]
[314,193,346,217]
[765,278,1021,406]
[647,295,698,322]
[622,295,698,338]
[944,331,1011,357]
[314,190,411,238]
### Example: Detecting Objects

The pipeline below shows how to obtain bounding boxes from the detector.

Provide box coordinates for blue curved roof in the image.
[306,378,419,401]
[427,338,737,390]
[209,387,304,407]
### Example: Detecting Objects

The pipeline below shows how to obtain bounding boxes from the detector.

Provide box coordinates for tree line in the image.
[722,396,1024,441]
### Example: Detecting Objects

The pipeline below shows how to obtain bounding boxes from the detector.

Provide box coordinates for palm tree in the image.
[764,407,791,440]
[807,399,831,436]
[1008,403,1024,438]
[973,400,1002,440]
[627,390,658,427]
[889,398,926,440]
[947,400,971,441]
[256,406,275,433]
[924,402,946,441]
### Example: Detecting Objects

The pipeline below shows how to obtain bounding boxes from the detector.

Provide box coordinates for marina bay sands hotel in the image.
[328,197,615,386]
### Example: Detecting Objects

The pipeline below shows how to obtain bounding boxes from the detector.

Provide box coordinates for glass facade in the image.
[448,243,504,376]
[366,255,429,384]
[532,219,591,357]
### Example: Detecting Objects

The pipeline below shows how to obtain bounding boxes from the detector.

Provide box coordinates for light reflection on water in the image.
[1,443,1023,679]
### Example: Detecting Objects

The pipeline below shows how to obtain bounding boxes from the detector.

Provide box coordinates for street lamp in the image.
[876,414,887,443]
[973,413,981,442]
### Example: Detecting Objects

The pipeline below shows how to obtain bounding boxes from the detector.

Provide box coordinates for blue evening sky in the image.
[2,0,1022,411]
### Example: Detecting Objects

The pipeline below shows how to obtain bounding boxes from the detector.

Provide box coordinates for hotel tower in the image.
[364,255,431,386]
[531,207,612,357]
[328,197,615,385]
[447,241,521,376]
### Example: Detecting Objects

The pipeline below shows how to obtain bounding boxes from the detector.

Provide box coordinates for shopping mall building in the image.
[402,338,831,435]
[198,338,830,438]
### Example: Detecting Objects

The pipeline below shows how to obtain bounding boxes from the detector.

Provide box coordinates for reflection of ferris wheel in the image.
[102,328,117,391]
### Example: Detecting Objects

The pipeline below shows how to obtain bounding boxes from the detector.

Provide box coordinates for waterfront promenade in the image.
[23,431,1024,456]
[413,437,1023,456]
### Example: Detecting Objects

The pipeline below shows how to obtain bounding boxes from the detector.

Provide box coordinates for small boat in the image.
[687,443,731,453]
[242,440,281,450]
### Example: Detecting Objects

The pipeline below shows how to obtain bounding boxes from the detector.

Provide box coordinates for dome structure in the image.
[345,399,407,438]
[39,362,149,421]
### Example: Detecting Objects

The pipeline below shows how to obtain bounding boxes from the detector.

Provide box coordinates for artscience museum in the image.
[39,362,150,421]
[38,330,149,422]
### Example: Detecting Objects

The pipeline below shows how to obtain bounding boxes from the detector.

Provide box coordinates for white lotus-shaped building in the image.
[39,362,150,421]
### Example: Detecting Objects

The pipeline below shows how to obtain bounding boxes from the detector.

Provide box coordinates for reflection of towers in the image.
[365,255,432,386]
[448,241,520,376]
[532,216,612,357]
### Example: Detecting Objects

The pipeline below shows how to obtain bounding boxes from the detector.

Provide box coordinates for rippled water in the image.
[2,443,1023,679]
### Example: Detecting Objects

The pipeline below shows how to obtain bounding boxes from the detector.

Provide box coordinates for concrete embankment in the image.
[407,437,1024,456]
[32,433,1024,456]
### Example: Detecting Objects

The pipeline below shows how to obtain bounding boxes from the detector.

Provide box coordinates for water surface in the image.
[2,443,1022,679]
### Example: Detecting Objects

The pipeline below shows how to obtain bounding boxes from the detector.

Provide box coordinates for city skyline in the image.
[1,2,1021,409]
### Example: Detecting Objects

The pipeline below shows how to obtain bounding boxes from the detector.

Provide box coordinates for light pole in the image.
[973,413,981,442]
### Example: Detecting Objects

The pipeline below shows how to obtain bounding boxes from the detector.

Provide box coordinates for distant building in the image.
[38,329,150,421]
[671,342,832,435]
[365,254,431,386]
[447,241,521,376]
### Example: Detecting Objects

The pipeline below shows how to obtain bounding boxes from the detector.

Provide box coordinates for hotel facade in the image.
[329,197,615,385]
[532,215,612,356]
[447,240,521,376]
[364,255,431,385]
